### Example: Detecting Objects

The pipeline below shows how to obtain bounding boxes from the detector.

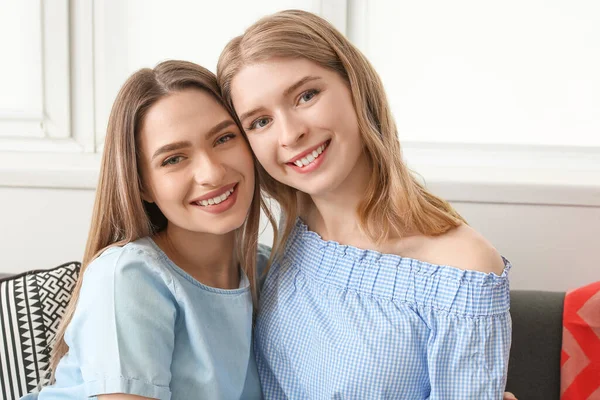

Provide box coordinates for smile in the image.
[288,140,330,169]
[191,183,237,207]
[197,188,234,206]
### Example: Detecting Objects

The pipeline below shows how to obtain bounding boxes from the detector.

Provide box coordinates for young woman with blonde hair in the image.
[218,10,514,399]
[22,60,271,400]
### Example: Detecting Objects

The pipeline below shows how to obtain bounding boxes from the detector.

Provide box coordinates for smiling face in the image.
[138,88,255,236]
[230,57,368,199]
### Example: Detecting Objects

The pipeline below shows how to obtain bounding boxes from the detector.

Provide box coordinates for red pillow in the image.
[561,281,600,399]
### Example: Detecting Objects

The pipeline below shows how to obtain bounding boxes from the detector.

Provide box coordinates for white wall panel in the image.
[0,0,72,146]
[93,0,320,147]
[349,0,600,148]
[0,1,44,138]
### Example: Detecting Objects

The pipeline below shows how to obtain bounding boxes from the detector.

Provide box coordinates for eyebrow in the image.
[151,141,192,161]
[150,119,235,161]
[283,75,321,97]
[237,75,322,123]
[205,119,236,139]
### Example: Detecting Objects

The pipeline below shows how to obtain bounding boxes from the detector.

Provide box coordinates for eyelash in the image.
[246,88,321,131]
[299,88,320,104]
[161,155,185,167]
[159,134,236,167]
[247,117,271,131]
[215,132,236,145]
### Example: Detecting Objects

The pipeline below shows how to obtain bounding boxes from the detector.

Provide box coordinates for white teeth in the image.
[197,188,235,207]
[292,143,328,168]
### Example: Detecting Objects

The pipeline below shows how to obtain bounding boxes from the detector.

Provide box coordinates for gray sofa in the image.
[506,290,565,400]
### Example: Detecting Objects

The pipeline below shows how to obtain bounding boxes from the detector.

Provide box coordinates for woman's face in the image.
[138,88,255,236]
[230,57,367,198]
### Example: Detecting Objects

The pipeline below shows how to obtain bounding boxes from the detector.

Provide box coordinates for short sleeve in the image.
[65,246,176,400]
[424,306,512,399]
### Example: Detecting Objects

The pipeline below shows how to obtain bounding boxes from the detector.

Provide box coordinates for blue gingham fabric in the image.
[255,218,512,399]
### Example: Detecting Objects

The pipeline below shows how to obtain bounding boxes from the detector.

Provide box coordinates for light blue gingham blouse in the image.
[255,218,512,399]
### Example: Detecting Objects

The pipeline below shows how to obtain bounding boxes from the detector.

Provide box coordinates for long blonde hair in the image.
[49,60,270,375]
[217,9,465,257]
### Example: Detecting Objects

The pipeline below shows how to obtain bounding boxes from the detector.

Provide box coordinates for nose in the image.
[194,153,227,187]
[278,111,307,148]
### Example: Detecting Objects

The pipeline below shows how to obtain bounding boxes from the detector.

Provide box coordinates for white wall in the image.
[0,186,275,276]
[452,201,600,292]
[1,0,598,292]
[2,185,597,293]
[350,0,600,147]
[0,187,94,274]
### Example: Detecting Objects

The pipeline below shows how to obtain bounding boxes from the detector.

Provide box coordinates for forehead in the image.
[141,88,230,142]
[230,58,335,108]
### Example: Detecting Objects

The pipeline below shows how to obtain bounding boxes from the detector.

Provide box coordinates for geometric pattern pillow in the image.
[0,262,80,399]
[561,280,600,400]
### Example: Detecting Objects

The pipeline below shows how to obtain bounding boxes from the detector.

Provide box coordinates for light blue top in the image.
[23,237,268,400]
[255,218,512,400]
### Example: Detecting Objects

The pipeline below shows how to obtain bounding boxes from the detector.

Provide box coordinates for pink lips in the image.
[190,182,237,204]
[286,140,329,164]
[190,183,239,214]
[286,140,330,174]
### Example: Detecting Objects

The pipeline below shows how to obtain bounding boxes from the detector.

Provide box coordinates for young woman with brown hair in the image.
[22,60,271,400]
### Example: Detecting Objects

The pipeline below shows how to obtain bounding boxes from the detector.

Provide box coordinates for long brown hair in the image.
[49,60,271,375]
[217,10,465,258]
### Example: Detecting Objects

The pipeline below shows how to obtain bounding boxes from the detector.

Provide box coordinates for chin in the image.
[211,215,247,235]
[288,178,336,198]
[182,212,245,236]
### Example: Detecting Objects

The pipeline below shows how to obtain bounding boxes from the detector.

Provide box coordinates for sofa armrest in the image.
[506,290,565,400]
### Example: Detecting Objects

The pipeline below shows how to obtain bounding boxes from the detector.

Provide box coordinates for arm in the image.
[99,395,156,400]
[68,248,176,400]
[425,309,512,399]
[423,232,512,399]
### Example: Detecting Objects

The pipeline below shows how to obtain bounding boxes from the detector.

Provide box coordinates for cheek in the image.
[307,96,345,131]
[331,101,361,142]
[248,136,275,165]
[230,141,257,172]
[152,175,182,200]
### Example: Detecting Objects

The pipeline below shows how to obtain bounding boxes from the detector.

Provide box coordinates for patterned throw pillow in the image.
[0,262,80,399]
[561,281,600,400]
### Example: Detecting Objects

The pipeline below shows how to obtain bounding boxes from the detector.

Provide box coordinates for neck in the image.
[303,151,374,246]
[153,224,239,289]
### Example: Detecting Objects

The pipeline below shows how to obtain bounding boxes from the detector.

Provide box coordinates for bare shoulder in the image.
[417,223,506,275]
